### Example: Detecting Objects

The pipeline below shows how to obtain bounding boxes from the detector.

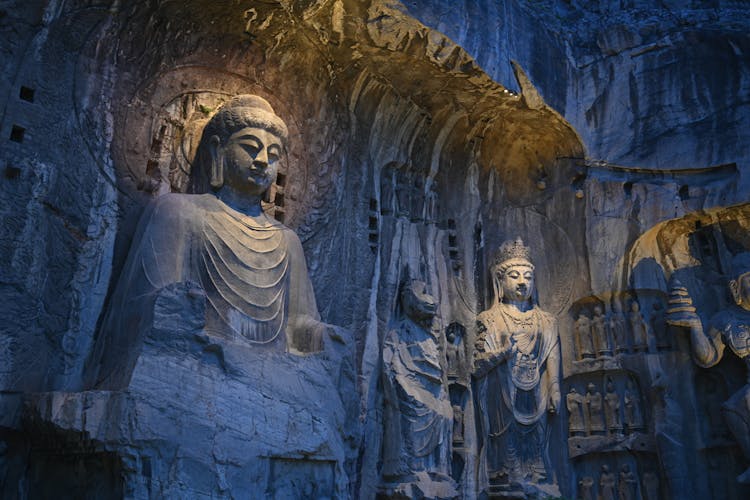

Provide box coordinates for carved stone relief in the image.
[2,1,750,499]
[380,278,456,498]
[473,238,561,497]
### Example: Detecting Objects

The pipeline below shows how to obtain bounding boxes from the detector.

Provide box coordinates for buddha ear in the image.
[262,185,273,204]
[730,279,742,305]
[492,268,503,304]
[209,135,224,189]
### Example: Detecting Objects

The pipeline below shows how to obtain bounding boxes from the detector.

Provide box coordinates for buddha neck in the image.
[502,299,534,313]
[215,187,264,217]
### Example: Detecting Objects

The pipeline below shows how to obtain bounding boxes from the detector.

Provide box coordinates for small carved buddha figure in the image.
[87,95,329,388]
[629,301,649,352]
[592,306,612,357]
[445,322,465,379]
[578,475,594,500]
[618,464,638,500]
[604,377,623,436]
[574,312,595,360]
[585,382,605,435]
[609,300,629,354]
[566,388,586,436]
[623,379,644,433]
[599,465,616,500]
[474,238,561,491]
[667,252,750,482]
[381,278,453,488]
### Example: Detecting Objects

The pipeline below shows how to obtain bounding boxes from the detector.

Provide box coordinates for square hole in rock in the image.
[10,125,25,143]
[19,86,35,102]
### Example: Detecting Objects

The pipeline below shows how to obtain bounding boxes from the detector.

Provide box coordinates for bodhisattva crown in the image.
[493,237,533,269]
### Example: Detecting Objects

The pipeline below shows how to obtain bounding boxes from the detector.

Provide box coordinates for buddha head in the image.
[729,252,750,311]
[492,237,536,305]
[192,95,288,198]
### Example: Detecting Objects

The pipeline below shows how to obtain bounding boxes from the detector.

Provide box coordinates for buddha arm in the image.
[284,228,331,352]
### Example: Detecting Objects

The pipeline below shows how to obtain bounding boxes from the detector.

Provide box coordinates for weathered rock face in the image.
[406,0,750,181]
[0,0,749,499]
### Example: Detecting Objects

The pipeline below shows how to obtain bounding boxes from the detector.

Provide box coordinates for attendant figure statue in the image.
[473,238,561,492]
[629,301,649,351]
[87,95,330,388]
[592,306,612,356]
[585,382,605,435]
[599,465,616,500]
[578,475,594,500]
[381,279,455,496]
[452,405,464,445]
[666,253,750,482]
[574,312,595,360]
[604,378,623,436]
[610,300,629,354]
[566,388,585,436]
[618,464,637,500]
[623,379,644,432]
[445,322,465,379]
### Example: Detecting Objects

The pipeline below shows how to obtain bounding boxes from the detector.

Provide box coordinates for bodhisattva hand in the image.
[665,284,703,331]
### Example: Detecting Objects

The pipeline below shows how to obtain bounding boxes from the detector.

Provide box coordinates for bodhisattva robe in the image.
[474,303,560,485]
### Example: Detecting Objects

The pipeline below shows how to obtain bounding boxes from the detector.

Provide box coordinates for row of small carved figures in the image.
[577,464,659,500]
[573,299,671,361]
[566,378,644,437]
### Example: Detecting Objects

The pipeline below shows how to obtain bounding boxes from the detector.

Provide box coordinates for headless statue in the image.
[381,279,455,497]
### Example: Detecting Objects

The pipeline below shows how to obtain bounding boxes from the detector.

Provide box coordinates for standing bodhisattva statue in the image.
[473,238,561,493]
[667,252,750,483]
[88,95,329,388]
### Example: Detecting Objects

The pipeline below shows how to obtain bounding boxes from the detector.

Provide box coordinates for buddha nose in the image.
[254,148,269,168]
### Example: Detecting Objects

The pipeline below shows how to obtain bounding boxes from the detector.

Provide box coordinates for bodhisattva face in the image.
[499,264,534,303]
[212,126,282,197]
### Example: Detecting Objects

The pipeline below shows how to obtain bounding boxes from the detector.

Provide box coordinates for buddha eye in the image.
[267,146,282,164]
[241,142,260,156]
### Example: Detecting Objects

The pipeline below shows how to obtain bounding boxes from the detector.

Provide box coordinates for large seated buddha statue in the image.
[87,95,330,388]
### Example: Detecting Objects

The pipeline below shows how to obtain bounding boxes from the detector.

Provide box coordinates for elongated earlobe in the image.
[209,135,224,189]
[730,279,741,305]
[493,270,503,303]
[262,185,273,204]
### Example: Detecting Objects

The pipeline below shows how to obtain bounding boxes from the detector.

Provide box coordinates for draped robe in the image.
[88,193,321,388]
[474,302,560,485]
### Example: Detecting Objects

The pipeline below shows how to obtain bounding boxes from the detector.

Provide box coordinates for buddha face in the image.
[499,264,534,303]
[213,126,282,196]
